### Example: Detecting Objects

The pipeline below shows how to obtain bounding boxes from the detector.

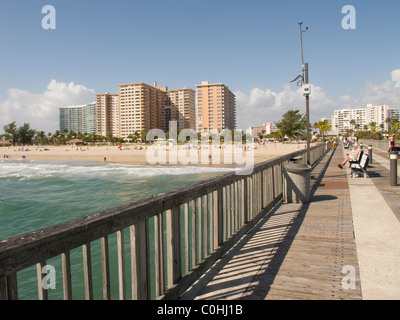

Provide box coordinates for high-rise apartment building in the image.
[118,82,169,139]
[196,81,236,132]
[166,88,196,130]
[333,108,366,135]
[96,93,119,137]
[60,102,96,134]
[96,82,196,140]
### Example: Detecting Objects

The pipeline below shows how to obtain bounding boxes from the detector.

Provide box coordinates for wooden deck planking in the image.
[182,146,362,300]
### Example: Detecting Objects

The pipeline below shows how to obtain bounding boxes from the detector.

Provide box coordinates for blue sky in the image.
[1,0,400,133]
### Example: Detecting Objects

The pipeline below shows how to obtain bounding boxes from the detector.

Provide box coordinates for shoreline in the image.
[1,142,309,167]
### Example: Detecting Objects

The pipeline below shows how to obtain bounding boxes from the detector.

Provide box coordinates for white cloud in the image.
[392,69,400,88]
[358,69,400,106]
[235,69,400,129]
[2,70,400,135]
[235,84,336,129]
[0,79,95,133]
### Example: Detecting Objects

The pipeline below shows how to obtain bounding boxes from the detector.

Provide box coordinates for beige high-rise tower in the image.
[196,81,236,132]
[95,93,119,137]
[95,82,197,140]
[118,83,168,139]
[166,88,196,130]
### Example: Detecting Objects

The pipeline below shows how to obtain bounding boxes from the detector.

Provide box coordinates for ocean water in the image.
[0,159,233,299]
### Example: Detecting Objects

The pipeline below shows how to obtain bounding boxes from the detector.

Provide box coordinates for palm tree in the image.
[385,117,392,133]
[369,122,377,134]
[392,121,400,138]
[350,119,357,134]
[315,120,331,140]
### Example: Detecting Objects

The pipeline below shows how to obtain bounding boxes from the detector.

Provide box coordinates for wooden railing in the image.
[0,143,330,300]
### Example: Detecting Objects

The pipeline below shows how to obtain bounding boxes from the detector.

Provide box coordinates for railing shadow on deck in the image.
[241,146,337,300]
[180,147,336,300]
[0,143,331,300]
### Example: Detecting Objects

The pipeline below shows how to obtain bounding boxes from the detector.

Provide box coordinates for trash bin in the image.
[283,160,312,203]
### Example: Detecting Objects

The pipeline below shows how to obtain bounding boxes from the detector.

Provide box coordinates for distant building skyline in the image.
[247,123,278,138]
[61,81,203,139]
[245,103,400,138]
[332,104,400,135]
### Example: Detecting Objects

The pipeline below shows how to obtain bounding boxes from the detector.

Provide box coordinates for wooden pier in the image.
[0,143,329,300]
[181,145,362,300]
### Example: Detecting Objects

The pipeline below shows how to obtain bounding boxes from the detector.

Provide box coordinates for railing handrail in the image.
[0,143,329,299]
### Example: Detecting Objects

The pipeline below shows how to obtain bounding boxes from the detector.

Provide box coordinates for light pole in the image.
[292,22,311,165]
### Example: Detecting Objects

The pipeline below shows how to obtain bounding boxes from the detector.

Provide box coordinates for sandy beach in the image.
[1,142,310,167]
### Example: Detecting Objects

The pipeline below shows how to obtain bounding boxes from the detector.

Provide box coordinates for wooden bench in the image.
[348,149,363,166]
[350,153,369,178]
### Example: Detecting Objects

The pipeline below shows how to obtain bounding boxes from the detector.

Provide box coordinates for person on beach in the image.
[338,143,361,169]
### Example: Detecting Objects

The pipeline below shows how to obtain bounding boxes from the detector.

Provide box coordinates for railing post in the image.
[196,198,203,262]
[368,145,373,164]
[82,242,93,300]
[390,152,397,186]
[190,200,196,268]
[217,188,224,246]
[7,273,18,300]
[0,276,7,300]
[243,177,249,224]
[212,191,218,252]
[36,261,48,300]
[184,203,190,275]
[203,195,208,257]
[166,207,181,289]
[100,236,111,300]
[131,220,150,300]
[61,252,72,300]
[117,230,126,300]
[153,214,165,299]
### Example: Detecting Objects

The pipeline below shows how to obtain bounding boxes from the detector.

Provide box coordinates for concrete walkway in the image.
[181,144,400,300]
[348,145,400,299]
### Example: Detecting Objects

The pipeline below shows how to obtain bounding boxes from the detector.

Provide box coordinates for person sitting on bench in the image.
[338,143,361,169]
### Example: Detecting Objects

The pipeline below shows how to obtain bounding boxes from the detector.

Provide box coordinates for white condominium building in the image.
[333,104,399,134]
[333,108,366,134]
[59,102,96,135]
